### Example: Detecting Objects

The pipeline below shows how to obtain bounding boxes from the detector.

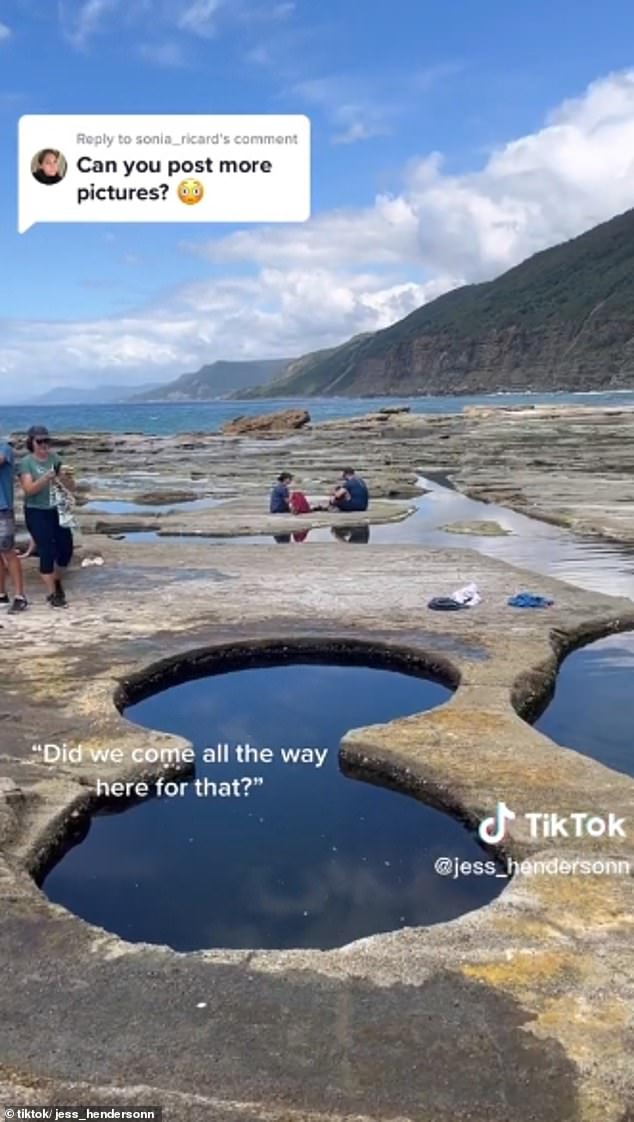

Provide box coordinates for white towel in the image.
[450,582,481,606]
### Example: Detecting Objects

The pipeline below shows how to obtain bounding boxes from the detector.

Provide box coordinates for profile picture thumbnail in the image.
[31,148,67,186]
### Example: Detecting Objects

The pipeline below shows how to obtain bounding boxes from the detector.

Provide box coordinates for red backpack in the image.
[290,490,311,514]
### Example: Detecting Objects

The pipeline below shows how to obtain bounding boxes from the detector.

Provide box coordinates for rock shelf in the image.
[2,404,634,1120]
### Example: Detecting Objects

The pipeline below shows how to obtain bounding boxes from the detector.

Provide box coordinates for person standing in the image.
[19,425,75,608]
[0,438,27,613]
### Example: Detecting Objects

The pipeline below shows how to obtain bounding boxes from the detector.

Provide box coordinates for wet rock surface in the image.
[86,498,413,539]
[2,405,634,1120]
[1,539,633,1120]
[11,402,634,543]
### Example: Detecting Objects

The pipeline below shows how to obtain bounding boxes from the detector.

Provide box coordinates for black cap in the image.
[27,425,50,440]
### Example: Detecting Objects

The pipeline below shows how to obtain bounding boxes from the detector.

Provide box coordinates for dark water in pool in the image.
[535,633,634,779]
[43,664,504,950]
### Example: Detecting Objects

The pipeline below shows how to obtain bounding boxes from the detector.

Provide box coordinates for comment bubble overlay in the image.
[18,114,311,232]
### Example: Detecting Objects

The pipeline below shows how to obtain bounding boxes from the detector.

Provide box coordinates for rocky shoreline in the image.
[7,401,634,546]
[1,403,634,1121]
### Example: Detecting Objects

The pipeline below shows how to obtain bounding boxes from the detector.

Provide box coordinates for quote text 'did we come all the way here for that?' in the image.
[32,742,329,799]
[18,114,311,231]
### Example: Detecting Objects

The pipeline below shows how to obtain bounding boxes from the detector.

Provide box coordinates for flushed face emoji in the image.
[177,179,204,205]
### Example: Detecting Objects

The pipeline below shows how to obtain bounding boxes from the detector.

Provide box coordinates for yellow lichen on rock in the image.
[531,873,633,932]
[461,947,588,995]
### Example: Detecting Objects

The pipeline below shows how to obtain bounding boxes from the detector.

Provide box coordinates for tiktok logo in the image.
[478,801,516,844]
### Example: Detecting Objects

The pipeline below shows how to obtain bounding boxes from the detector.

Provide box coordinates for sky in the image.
[2,0,634,399]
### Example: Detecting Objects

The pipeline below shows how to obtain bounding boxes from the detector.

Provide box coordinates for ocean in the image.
[3,390,634,435]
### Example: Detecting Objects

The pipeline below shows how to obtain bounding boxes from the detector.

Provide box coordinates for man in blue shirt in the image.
[330,467,369,513]
[270,472,293,514]
[0,440,27,613]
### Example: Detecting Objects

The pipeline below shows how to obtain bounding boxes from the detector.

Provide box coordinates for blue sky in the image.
[1,0,634,398]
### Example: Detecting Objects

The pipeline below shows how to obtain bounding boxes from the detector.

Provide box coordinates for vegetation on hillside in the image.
[238,208,634,398]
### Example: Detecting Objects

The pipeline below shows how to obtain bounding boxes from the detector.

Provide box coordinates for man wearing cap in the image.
[19,425,75,608]
[0,437,28,613]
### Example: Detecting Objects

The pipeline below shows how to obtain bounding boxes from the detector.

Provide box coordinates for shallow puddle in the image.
[115,479,634,603]
[83,497,227,515]
[42,662,504,951]
[535,632,634,778]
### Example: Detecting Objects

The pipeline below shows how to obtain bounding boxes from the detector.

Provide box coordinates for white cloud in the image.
[238,1,295,22]
[0,21,12,40]
[244,67,634,285]
[292,76,396,145]
[4,69,634,394]
[332,121,388,145]
[177,0,221,37]
[0,269,446,394]
[410,62,463,93]
[189,196,422,268]
[57,0,289,53]
[58,0,121,47]
[58,0,232,47]
[265,61,461,146]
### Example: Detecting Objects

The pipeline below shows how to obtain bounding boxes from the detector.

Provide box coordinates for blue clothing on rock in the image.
[507,592,554,609]
[270,482,290,513]
[0,443,14,511]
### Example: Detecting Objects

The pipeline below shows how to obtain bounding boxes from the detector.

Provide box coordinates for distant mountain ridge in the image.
[128,358,292,401]
[235,208,634,398]
[26,382,162,405]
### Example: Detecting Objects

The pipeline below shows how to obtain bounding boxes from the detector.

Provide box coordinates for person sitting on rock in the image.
[330,467,369,513]
[270,473,315,515]
[270,472,293,513]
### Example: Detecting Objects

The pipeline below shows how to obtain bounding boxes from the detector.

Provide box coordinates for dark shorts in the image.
[0,510,15,553]
[333,498,367,513]
[24,506,73,575]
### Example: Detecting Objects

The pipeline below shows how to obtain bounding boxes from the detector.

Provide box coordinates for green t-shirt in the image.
[19,452,62,509]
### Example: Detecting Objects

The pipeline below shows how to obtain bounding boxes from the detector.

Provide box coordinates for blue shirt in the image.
[270,482,290,513]
[343,476,368,511]
[0,443,14,512]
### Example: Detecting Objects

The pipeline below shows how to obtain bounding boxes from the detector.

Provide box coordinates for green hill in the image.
[236,208,634,398]
[129,358,292,401]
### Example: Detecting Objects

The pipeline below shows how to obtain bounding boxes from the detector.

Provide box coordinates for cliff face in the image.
[238,208,634,398]
[339,321,634,396]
